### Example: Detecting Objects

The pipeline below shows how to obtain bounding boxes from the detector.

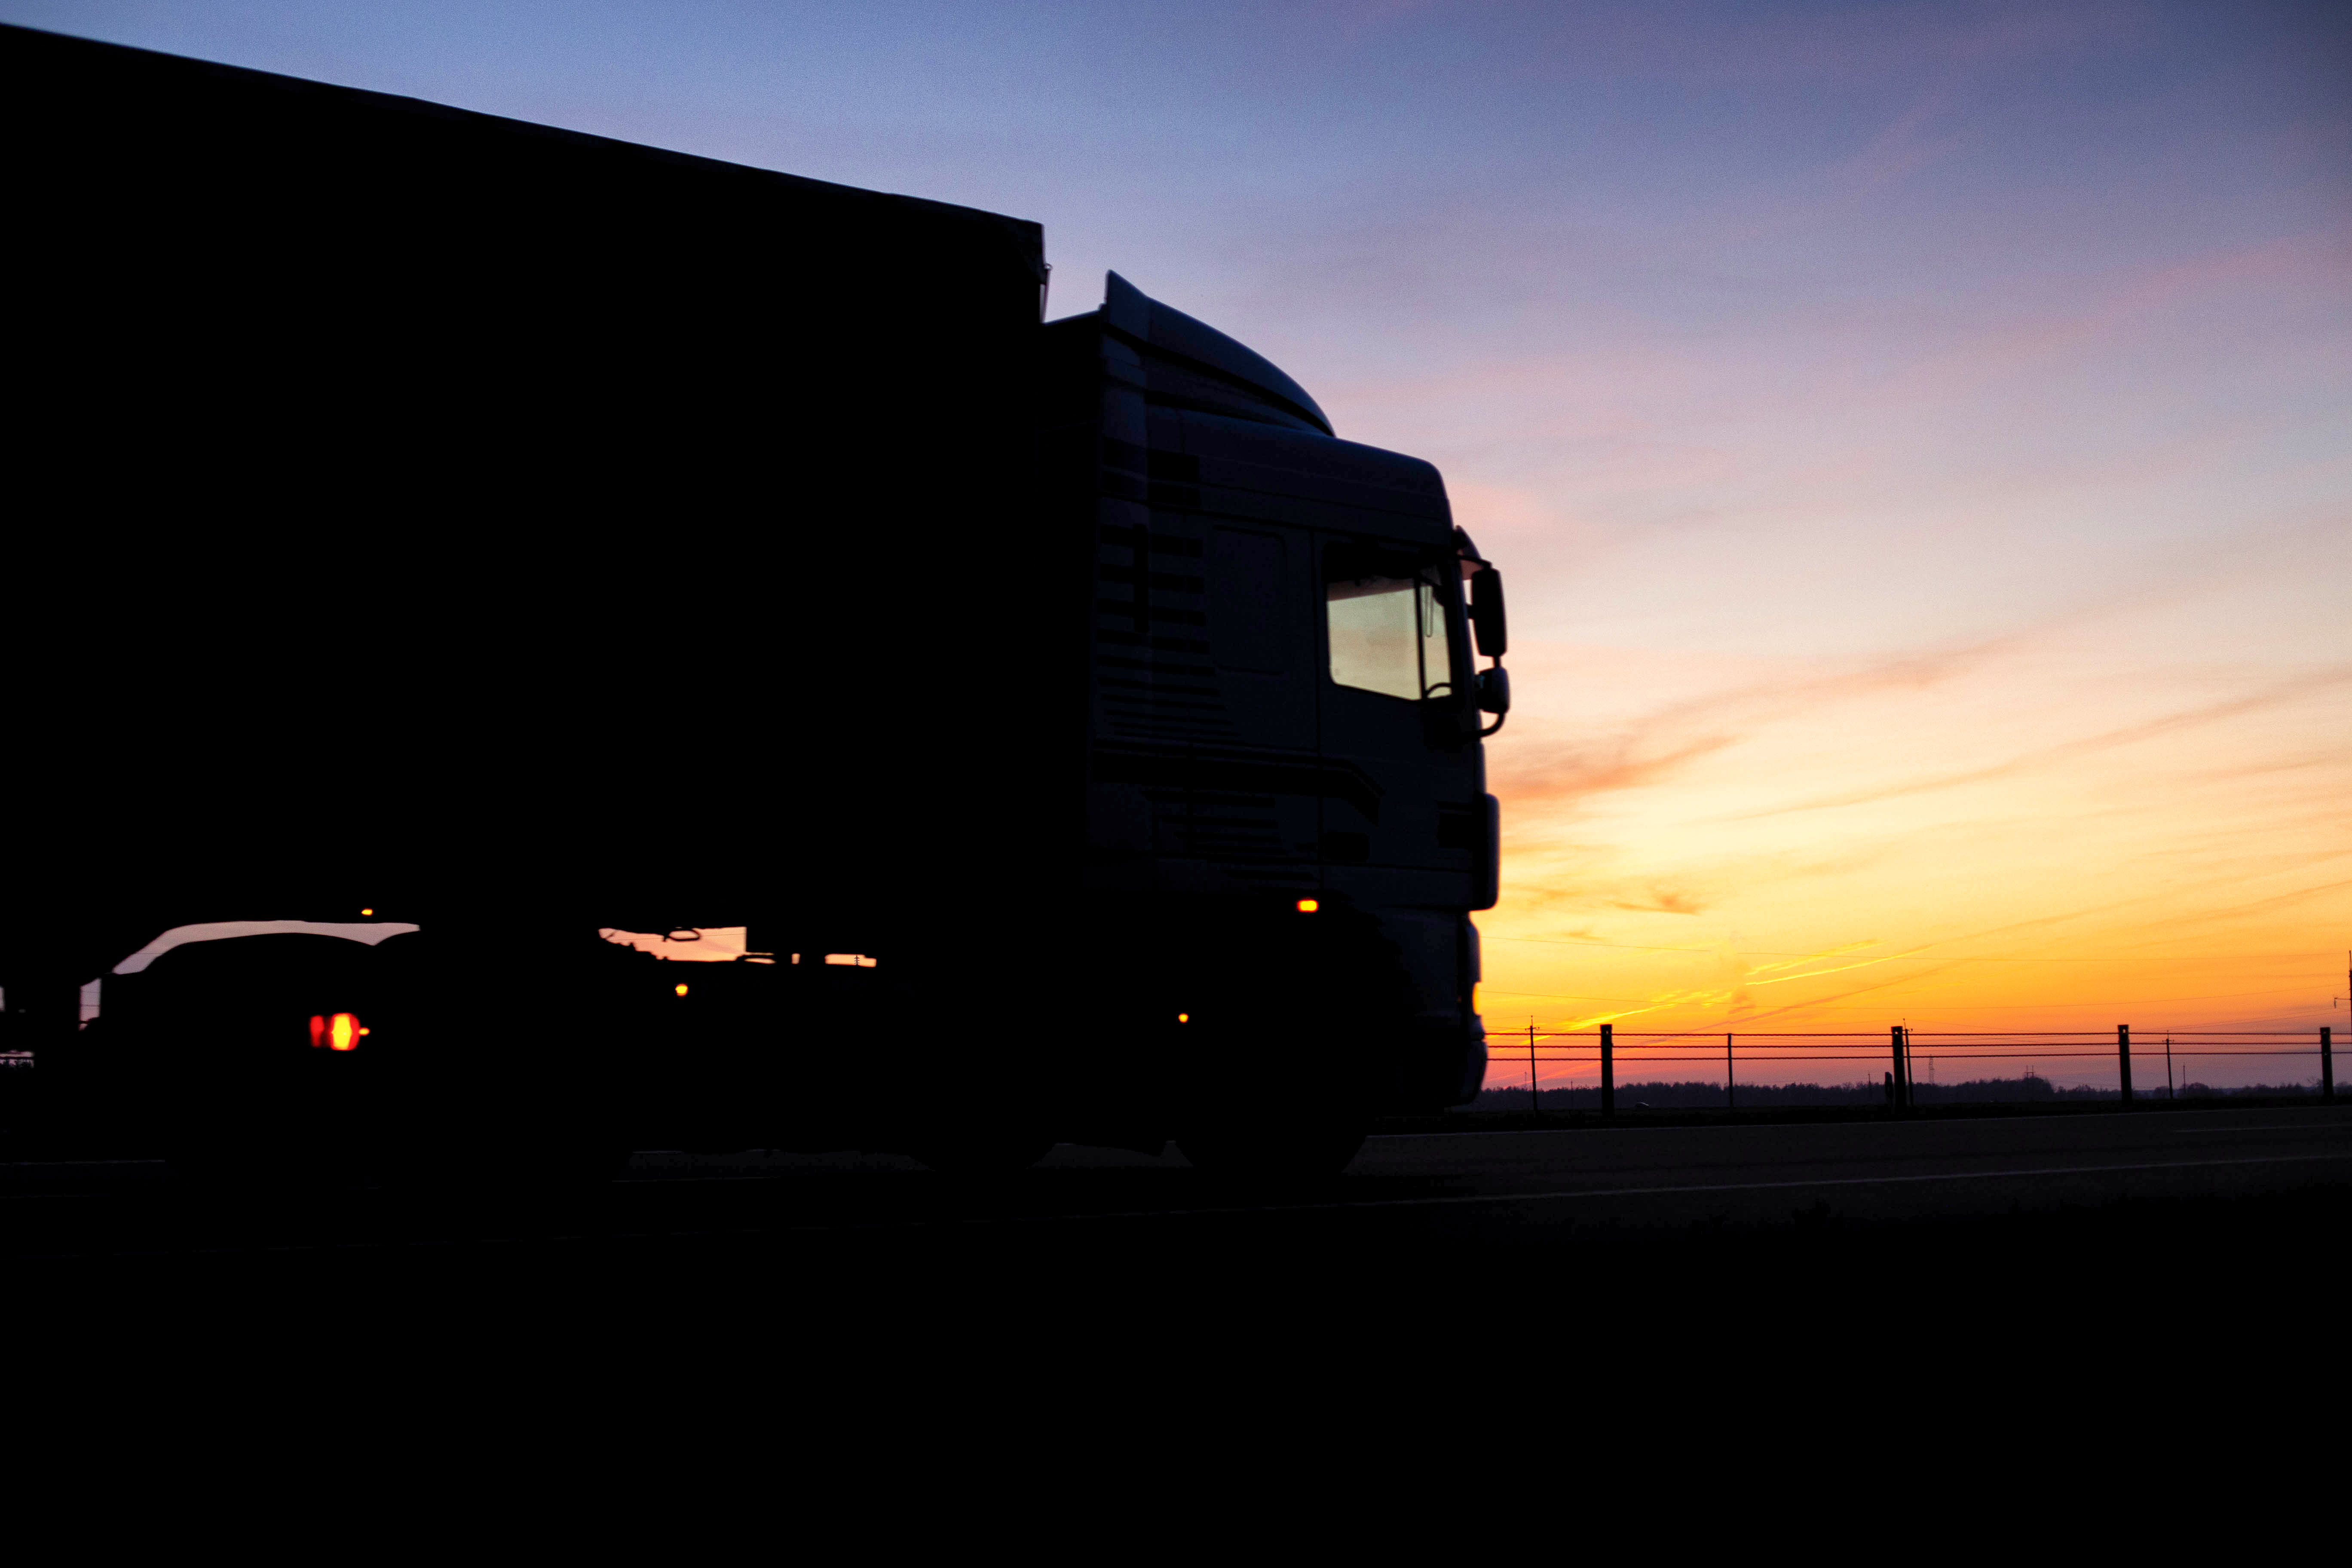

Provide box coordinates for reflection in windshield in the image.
[1326,561,1454,702]
[111,920,421,975]
[1419,572,1454,699]
[597,927,752,962]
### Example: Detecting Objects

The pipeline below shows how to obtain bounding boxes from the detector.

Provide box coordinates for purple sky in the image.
[19,1,2349,1076]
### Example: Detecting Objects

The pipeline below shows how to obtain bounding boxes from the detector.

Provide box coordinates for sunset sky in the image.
[23,1,2346,1084]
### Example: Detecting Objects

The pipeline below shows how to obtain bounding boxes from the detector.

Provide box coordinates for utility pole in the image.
[1600,1023,1616,1120]
[1529,1020,1540,1121]
[2322,1026,2334,1102]
[1889,1025,1908,1112]
[2118,1023,2134,1103]
[2335,948,2349,1099]
[1726,1032,1735,1111]
[2165,1033,2174,1100]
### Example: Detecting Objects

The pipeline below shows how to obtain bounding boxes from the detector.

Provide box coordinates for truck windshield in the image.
[1326,553,1454,702]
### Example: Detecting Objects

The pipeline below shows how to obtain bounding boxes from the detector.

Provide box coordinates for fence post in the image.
[1600,1023,1615,1120]
[2117,1023,2133,1103]
[1889,1025,1907,1111]
[2323,1026,2334,1101]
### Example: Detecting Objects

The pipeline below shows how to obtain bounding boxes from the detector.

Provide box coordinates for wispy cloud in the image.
[1611,887,1706,915]
[1492,734,1736,812]
[1745,940,1882,976]
[1526,0,2144,88]
[2113,874,2352,937]
[1719,668,2352,821]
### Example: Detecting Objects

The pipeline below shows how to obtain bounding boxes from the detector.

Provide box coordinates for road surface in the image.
[4,1105,2344,1260]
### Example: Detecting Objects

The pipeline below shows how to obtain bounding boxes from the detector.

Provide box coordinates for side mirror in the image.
[1470,567,1507,658]
[1476,666,1510,716]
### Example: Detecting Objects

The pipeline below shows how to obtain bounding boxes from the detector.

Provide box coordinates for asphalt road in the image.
[14,1103,2347,1406]
[6,1104,2346,1262]
[1332,1104,2352,1224]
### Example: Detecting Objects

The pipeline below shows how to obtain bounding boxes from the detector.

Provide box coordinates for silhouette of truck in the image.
[1,22,1507,1177]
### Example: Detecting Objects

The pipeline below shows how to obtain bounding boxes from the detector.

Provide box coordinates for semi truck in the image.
[0,21,1507,1178]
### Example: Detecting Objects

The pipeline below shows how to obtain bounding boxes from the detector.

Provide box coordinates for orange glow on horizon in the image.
[1469,631,2352,1087]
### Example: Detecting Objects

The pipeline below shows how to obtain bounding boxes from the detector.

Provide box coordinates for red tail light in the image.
[309,1013,363,1051]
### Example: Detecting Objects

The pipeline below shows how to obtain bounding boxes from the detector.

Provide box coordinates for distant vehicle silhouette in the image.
[0,22,1506,1179]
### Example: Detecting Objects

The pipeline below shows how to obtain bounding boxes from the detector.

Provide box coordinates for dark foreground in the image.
[14,1111,2329,1496]
[13,1107,2345,1351]
[10,1104,2340,1466]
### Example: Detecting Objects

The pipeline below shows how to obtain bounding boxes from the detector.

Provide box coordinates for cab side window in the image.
[1326,544,1454,701]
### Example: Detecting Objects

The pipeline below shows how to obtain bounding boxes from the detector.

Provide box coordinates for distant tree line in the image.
[1473,1076,2331,1111]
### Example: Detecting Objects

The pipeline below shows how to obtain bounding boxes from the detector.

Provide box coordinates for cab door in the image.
[1314,536,1471,878]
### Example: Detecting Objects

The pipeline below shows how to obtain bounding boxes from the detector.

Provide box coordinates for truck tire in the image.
[1177,1122,1366,1180]
[908,1133,1057,1176]
[163,1128,389,1188]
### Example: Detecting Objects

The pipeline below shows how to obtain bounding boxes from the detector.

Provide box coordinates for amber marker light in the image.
[1296,899,1319,913]
[674,983,690,997]
[1177,1013,1190,1023]
[327,1013,361,1051]
[359,908,374,917]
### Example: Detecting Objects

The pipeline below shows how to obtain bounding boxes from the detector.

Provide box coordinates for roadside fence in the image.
[1488,1023,2337,1112]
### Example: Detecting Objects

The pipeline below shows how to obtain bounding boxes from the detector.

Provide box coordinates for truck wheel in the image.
[395,1136,634,1188]
[1177,1123,1366,1180]
[164,1141,270,1186]
[512,1143,635,1186]
[909,1133,1056,1176]
[164,1133,389,1188]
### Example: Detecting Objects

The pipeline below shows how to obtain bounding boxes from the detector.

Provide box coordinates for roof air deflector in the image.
[1102,272,1333,437]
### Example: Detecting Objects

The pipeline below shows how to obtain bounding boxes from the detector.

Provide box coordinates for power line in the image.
[1480,935,2339,965]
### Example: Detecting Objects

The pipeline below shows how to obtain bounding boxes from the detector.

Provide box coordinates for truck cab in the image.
[1044,275,1504,1161]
